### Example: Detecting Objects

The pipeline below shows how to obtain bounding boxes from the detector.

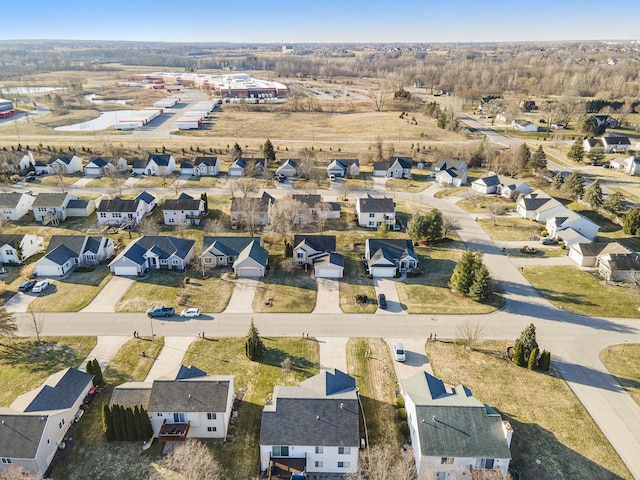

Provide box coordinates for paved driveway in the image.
[79,336,130,371]
[384,338,434,386]
[81,276,134,313]
[373,278,406,314]
[5,291,39,313]
[144,336,196,381]
[317,337,348,372]
[224,278,258,313]
[313,278,341,314]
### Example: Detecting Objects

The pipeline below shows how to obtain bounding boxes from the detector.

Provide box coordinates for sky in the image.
[2,0,639,43]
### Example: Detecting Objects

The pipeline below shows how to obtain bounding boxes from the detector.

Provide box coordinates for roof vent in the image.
[316,415,320,420]
[340,403,344,409]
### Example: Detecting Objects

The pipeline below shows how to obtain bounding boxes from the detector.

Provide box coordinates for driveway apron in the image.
[144,336,196,381]
[313,278,341,314]
[224,278,258,313]
[79,336,130,371]
[317,337,348,372]
[373,278,406,314]
[81,276,134,313]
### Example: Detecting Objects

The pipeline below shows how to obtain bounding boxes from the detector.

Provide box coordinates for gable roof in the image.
[163,194,202,211]
[602,253,640,271]
[0,413,49,459]
[231,158,265,170]
[235,239,269,267]
[472,175,501,187]
[603,136,631,146]
[147,154,172,166]
[293,235,337,253]
[203,236,260,257]
[390,156,413,169]
[108,382,153,410]
[585,138,603,148]
[314,252,344,268]
[119,236,195,266]
[48,155,74,165]
[328,159,359,170]
[357,196,395,213]
[86,157,110,168]
[11,368,93,413]
[431,158,466,172]
[292,194,322,208]
[147,376,233,413]
[230,192,274,213]
[367,239,416,265]
[278,158,298,169]
[0,234,25,249]
[32,193,70,208]
[97,197,142,213]
[0,192,28,209]
[66,199,90,210]
[194,156,219,167]
[135,191,156,205]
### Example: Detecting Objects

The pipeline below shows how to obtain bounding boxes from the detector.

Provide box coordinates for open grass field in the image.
[346,338,404,447]
[29,266,112,312]
[522,265,640,318]
[426,340,632,480]
[0,336,96,407]
[600,343,640,409]
[477,217,542,241]
[117,268,234,313]
[182,337,319,479]
[456,195,516,214]
[38,173,83,187]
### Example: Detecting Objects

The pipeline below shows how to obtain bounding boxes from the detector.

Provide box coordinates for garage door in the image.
[370,266,396,278]
[236,267,262,277]
[114,266,139,276]
[315,267,341,279]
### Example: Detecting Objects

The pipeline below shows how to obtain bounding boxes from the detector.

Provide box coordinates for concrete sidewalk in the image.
[79,336,130,372]
[144,336,196,381]
[317,337,348,372]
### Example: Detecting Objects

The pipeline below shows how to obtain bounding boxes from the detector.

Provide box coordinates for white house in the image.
[610,156,640,176]
[471,175,502,195]
[96,197,147,227]
[84,157,128,176]
[501,180,530,199]
[431,159,467,186]
[568,242,631,267]
[228,158,266,177]
[373,157,412,178]
[583,138,604,153]
[403,371,512,479]
[602,136,632,153]
[43,154,83,174]
[293,234,344,278]
[327,159,360,178]
[32,192,77,224]
[230,192,274,230]
[0,234,44,264]
[201,236,269,277]
[193,156,220,176]
[596,253,640,282]
[512,119,538,132]
[0,192,35,221]
[66,198,97,218]
[33,235,114,277]
[355,196,396,229]
[145,154,176,175]
[260,369,361,477]
[162,193,206,226]
[275,159,298,178]
[546,210,600,244]
[365,238,418,277]
[516,190,565,222]
[109,236,195,276]
[18,151,35,172]
[111,365,234,442]
[0,368,93,478]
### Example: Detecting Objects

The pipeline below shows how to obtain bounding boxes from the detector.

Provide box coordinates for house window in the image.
[99,213,107,218]
[315,446,323,454]
[338,461,350,468]
[338,447,351,455]
[1,458,11,464]
[315,461,323,468]
[207,426,217,432]
[207,413,217,420]
[441,457,454,464]
[168,218,174,224]
[156,413,163,417]
[173,413,186,423]
[369,213,375,218]
[204,257,213,264]
[172,259,179,265]
[476,458,495,469]
[272,446,289,457]
[297,252,304,259]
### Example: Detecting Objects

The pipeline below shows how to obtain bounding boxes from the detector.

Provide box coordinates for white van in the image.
[393,342,406,362]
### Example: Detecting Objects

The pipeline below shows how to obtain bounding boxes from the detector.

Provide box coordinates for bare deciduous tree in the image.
[349,445,416,480]
[137,217,160,236]
[340,180,353,201]
[27,306,43,343]
[489,203,506,226]
[464,190,483,208]
[268,198,310,243]
[226,178,239,198]
[237,177,258,198]
[281,356,293,373]
[0,301,17,337]
[51,164,67,193]
[156,165,172,188]
[456,319,485,351]
[367,81,388,112]
[0,466,40,480]
[205,218,226,234]
[442,214,459,238]
[161,439,222,480]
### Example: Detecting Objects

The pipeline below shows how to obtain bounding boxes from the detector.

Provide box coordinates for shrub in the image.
[540,228,549,237]
[397,408,407,420]
[396,397,405,408]
[399,423,410,436]
[21,265,35,279]
[513,340,526,367]
[528,347,539,370]
[538,350,551,371]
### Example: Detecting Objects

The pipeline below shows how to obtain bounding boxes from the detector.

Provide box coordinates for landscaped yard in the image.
[339,249,377,314]
[117,268,234,313]
[522,265,640,318]
[181,175,228,188]
[426,340,632,480]
[457,195,516,214]
[38,173,83,187]
[29,266,112,312]
[103,337,164,385]
[182,337,319,479]
[386,169,433,193]
[0,336,96,407]
[85,175,129,189]
[477,217,542,241]
[600,343,640,408]
[253,260,317,313]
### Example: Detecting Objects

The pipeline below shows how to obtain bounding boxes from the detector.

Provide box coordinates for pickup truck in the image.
[146,306,175,317]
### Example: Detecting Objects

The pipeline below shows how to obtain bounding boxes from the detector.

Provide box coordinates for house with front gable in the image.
[403,371,512,479]
[365,238,418,277]
[602,136,632,153]
[471,175,502,195]
[583,138,604,153]
[111,365,234,443]
[33,235,114,277]
[144,154,176,175]
[293,234,344,278]
[516,190,565,222]
[260,369,361,478]
[431,158,468,187]
[201,236,269,277]
[230,192,275,230]
[32,192,77,224]
[512,119,538,132]
[355,195,396,229]
[228,158,266,177]
[0,192,35,221]
[596,253,640,283]
[17,151,35,173]
[66,198,96,218]
[610,156,640,176]
[275,159,299,178]
[192,156,220,176]
[0,368,93,478]
[162,193,206,226]
[109,236,195,276]
[373,156,413,178]
[84,157,128,176]
[327,159,360,178]
[291,194,341,221]
[546,210,600,246]
[0,234,43,264]
[568,242,632,267]
[36,154,83,175]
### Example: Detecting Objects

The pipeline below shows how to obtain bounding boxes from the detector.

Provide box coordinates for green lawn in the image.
[29,266,112,312]
[0,337,96,407]
[522,265,640,318]
[600,343,640,408]
[253,257,317,313]
[426,340,632,480]
[117,268,234,313]
[182,337,319,479]
[386,170,433,193]
[457,195,515,214]
[339,247,377,314]
[477,217,542,241]
[103,337,165,385]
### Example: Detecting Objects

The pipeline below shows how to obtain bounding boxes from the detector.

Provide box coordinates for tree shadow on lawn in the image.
[0,340,84,373]
[259,347,318,376]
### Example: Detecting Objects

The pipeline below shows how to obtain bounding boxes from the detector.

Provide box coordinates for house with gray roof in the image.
[33,235,114,277]
[109,235,195,276]
[596,252,640,282]
[355,195,396,229]
[144,154,176,176]
[97,192,155,227]
[291,194,340,221]
[0,368,93,477]
[162,193,206,226]
[260,369,361,477]
[0,233,43,264]
[228,158,266,177]
[275,158,299,178]
[403,371,512,479]
[230,192,275,230]
[602,136,632,153]
[0,192,35,221]
[84,156,127,176]
[36,154,83,175]
[327,159,360,178]
[32,192,77,224]
[193,156,220,176]
[373,156,413,178]
[65,198,96,218]
[568,242,632,267]
[111,365,234,442]
[365,238,418,277]
[201,236,269,277]
[293,234,344,278]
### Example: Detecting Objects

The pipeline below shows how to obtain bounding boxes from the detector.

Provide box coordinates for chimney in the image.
[502,421,513,447]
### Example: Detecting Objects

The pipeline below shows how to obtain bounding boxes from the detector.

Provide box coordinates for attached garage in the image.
[369,266,396,278]
[315,264,342,279]
[235,266,263,277]
[113,266,140,276]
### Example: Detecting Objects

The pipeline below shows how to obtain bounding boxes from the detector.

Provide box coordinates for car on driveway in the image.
[377,293,387,309]
[32,281,49,293]
[393,342,406,362]
[180,308,201,318]
[18,279,37,292]
[540,237,558,245]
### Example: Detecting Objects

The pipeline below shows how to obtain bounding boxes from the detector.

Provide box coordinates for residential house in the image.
[230,192,274,230]
[512,119,538,132]
[293,234,344,278]
[0,192,35,221]
[260,369,361,477]
[84,157,128,176]
[546,210,600,246]
[355,196,396,229]
[201,236,269,277]
[291,194,341,221]
[327,159,360,178]
[431,159,468,187]
[595,115,619,130]
[17,151,35,172]
[583,138,604,152]
[602,136,632,153]
[66,198,97,218]
[33,235,114,277]
[403,371,512,479]
[132,159,148,175]
[193,156,220,176]
[0,368,93,478]
[32,192,77,224]
[496,113,508,123]
[97,192,155,227]
[111,365,234,442]
[501,180,531,200]
[365,238,418,277]
[37,154,83,175]
[597,253,640,282]
[516,190,565,222]
[610,156,640,176]
[228,158,266,177]
[109,236,195,276]
[471,175,502,195]
[372,157,413,178]
[275,159,299,178]
[0,234,43,264]
[144,154,176,176]
[136,191,157,214]
[162,193,206,226]
[568,242,631,267]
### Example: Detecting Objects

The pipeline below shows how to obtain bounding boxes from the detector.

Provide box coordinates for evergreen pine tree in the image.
[513,340,525,367]
[111,404,122,441]
[537,350,551,371]
[449,249,476,295]
[263,139,276,165]
[231,142,242,161]
[424,209,443,241]
[406,214,427,242]
[583,179,603,210]
[562,172,584,199]
[125,407,136,441]
[134,406,144,441]
[140,407,153,439]
[469,263,492,301]
[85,359,95,377]
[200,193,208,211]
[623,206,640,236]
[245,318,266,361]
[517,323,539,362]
[528,347,539,370]
[567,140,585,163]
[551,172,564,190]
[528,145,547,170]
[91,359,104,387]
[102,403,115,442]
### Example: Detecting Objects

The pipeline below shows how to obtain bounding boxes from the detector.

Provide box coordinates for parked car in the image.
[540,237,558,245]
[180,308,201,318]
[74,409,85,423]
[393,342,406,362]
[25,176,36,183]
[18,279,37,292]
[377,293,387,309]
[31,280,49,293]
